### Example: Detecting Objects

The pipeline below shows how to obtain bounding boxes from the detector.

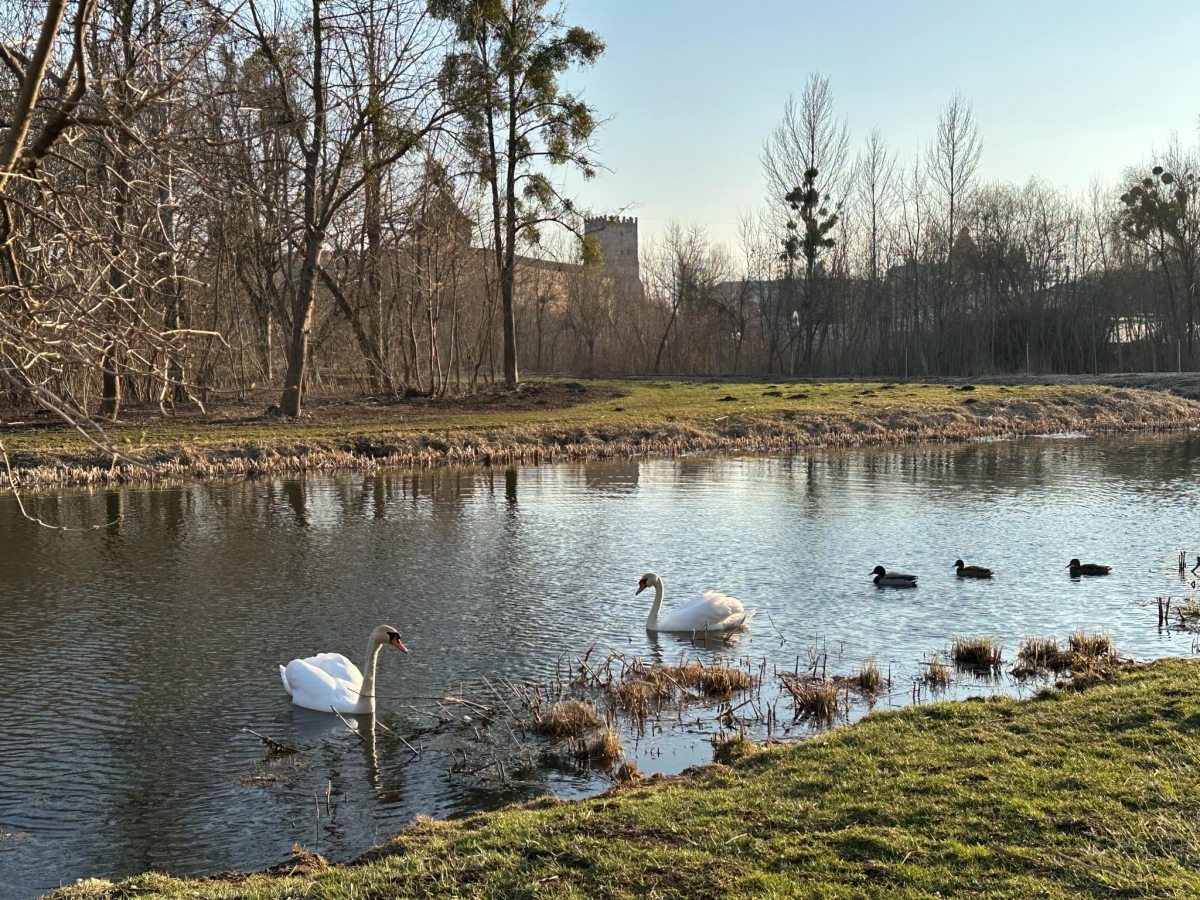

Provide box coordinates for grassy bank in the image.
[4,379,1200,486]
[55,658,1200,898]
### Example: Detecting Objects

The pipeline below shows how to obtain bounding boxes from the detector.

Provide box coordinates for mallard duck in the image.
[954,559,993,579]
[1067,558,1111,577]
[871,565,918,588]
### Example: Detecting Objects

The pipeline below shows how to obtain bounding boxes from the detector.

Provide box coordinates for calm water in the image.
[3,435,1200,897]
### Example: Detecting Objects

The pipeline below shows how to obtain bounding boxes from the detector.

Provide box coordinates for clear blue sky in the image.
[561,0,1200,249]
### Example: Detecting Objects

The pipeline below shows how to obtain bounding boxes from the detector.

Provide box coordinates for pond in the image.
[3,434,1200,897]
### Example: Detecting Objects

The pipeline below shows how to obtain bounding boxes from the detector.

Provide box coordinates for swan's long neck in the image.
[646,578,665,630]
[358,635,385,708]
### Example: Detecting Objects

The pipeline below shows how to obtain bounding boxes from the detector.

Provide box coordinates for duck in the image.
[871,565,918,588]
[636,573,756,633]
[954,559,993,579]
[280,624,408,714]
[1067,559,1111,577]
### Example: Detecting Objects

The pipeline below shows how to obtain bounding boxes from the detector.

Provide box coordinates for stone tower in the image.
[583,216,640,282]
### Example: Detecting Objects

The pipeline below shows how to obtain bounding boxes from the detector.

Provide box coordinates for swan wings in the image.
[656,590,755,633]
[280,653,368,713]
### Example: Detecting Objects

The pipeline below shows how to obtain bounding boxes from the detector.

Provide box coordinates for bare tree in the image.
[762,72,851,216]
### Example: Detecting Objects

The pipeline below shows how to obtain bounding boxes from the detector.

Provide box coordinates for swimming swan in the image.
[280,624,407,714]
[636,572,756,633]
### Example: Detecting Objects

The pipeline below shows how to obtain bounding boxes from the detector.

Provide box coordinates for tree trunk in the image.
[280,236,321,416]
[279,0,325,417]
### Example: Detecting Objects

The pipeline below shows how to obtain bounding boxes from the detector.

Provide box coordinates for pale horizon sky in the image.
[559,0,1200,251]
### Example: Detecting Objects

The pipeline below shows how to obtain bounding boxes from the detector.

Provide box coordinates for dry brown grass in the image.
[780,675,845,724]
[601,658,760,719]
[951,636,1003,673]
[1010,631,1127,687]
[614,760,642,785]
[711,732,757,764]
[578,726,623,766]
[534,700,603,739]
[855,657,887,694]
[1068,630,1113,660]
[664,661,758,698]
[1012,636,1070,678]
[923,655,951,687]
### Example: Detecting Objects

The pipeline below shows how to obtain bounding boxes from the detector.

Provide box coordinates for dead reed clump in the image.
[614,760,643,785]
[1068,629,1113,661]
[267,844,329,877]
[577,726,623,767]
[597,657,760,718]
[1064,630,1124,688]
[607,679,664,720]
[534,700,603,739]
[854,656,887,694]
[711,732,756,764]
[780,674,844,724]
[951,636,1003,673]
[666,661,759,698]
[1011,636,1070,678]
[922,655,951,687]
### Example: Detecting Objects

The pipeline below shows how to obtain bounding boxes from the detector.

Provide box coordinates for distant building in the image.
[584,216,640,283]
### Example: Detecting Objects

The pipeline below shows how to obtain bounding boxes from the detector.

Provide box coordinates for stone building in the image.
[583,216,640,282]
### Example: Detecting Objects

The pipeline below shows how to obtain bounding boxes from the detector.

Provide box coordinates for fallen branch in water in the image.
[244,728,298,755]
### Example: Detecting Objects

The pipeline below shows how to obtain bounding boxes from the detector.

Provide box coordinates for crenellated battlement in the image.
[584,215,638,228]
[584,214,640,279]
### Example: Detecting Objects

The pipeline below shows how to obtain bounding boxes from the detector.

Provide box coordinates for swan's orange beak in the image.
[636,581,646,595]
[390,635,408,653]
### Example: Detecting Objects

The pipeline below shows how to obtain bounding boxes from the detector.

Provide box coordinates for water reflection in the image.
[3,434,1200,897]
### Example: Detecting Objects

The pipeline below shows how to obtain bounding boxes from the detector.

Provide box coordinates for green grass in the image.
[55,658,1200,899]
[5,379,1197,486]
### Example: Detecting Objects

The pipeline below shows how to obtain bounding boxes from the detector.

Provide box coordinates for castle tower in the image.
[583,216,640,282]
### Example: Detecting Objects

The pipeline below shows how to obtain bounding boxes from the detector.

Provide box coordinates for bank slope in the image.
[6,380,1200,487]
[55,658,1200,899]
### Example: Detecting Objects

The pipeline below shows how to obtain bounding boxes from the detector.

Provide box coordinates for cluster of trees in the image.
[0,0,602,432]
[3,2,1200,437]
[570,75,1200,378]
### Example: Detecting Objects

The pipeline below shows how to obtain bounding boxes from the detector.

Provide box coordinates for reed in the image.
[780,675,844,724]
[923,656,951,687]
[1068,630,1113,661]
[951,636,1003,673]
[578,726,623,767]
[854,656,887,694]
[614,760,642,785]
[534,700,602,739]
[1012,636,1070,678]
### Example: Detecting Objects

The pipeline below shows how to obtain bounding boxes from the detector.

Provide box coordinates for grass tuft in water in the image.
[1012,636,1070,678]
[854,656,887,694]
[923,655,951,687]
[780,675,844,724]
[534,700,602,739]
[951,635,1003,673]
[614,760,642,785]
[1068,629,1113,660]
[578,726,623,767]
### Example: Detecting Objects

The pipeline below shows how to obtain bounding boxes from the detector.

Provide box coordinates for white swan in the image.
[279,624,407,714]
[636,572,756,633]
